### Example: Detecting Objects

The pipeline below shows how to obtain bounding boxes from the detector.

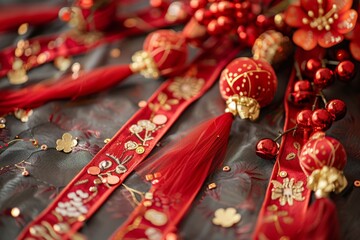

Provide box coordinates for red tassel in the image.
[137,112,233,234]
[300,198,340,240]
[0,65,133,115]
[0,5,60,32]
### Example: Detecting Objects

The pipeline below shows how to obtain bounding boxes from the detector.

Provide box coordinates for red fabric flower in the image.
[346,7,360,60]
[284,0,358,50]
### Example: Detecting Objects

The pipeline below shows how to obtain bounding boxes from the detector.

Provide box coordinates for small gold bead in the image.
[222,166,231,172]
[208,183,217,190]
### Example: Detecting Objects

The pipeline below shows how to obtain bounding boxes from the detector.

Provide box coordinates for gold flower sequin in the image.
[212,208,241,228]
[271,177,305,206]
[144,209,168,226]
[56,133,78,153]
[168,77,204,100]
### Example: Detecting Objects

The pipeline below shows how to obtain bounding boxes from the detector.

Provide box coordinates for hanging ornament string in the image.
[0,4,61,32]
[110,49,279,238]
[0,3,189,81]
[17,37,240,240]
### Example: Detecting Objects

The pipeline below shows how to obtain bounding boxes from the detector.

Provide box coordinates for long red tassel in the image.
[300,198,340,240]
[0,5,60,32]
[114,113,234,238]
[0,64,133,115]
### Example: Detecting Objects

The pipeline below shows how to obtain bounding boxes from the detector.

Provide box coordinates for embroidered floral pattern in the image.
[271,177,305,206]
[56,133,78,153]
[212,208,241,228]
[149,92,179,112]
[55,190,89,218]
[168,76,205,100]
[129,120,157,146]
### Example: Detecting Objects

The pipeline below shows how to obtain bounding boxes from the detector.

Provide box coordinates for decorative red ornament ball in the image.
[219,57,277,107]
[299,132,347,176]
[326,99,347,121]
[311,109,333,131]
[144,30,188,77]
[314,68,334,89]
[255,138,279,160]
[335,60,355,82]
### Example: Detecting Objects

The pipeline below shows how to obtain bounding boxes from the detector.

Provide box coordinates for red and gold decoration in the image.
[17,37,240,240]
[219,57,277,121]
[0,29,187,116]
[1,0,359,239]
[110,55,277,238]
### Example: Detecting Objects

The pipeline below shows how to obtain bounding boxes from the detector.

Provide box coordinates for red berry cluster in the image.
[256,98,347,160]
[189,0,271,46]
[256,52,354,160]
[291,56,355,106]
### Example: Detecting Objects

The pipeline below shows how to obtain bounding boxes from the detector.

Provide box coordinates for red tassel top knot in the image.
[219,57,277,121]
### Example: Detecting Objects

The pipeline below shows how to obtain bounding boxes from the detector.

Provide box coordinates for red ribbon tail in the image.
[0,64,133,115]
[300,198,340,240]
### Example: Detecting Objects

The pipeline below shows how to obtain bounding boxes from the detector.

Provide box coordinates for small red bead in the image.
[335,49,350,61]
[335,60,355,82]
[314,68,334,89]
[305,58,322,78]
[207,19,221,35]
[296,110,313,128]
[294,80,312,92]
[255,138,279,160]
[326,99,347,121]
[311,109,333,131]
[290,80,314,105]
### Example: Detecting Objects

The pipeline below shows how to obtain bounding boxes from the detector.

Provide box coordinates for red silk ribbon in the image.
[18,39,240,240]
[253,68,311,239]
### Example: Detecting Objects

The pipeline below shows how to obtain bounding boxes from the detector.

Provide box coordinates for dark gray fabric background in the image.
[1,2,360,239]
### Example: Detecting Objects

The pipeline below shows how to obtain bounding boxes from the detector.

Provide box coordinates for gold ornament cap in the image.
[225,95,260,121]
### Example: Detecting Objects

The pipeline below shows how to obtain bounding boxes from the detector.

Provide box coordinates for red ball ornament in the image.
[299,132,347,176]
[335,60,355,82]
[305,58,322,78]
[294,80,312,92]
[290,80,314,106]
[311,109,333,131]
[143,30,188,78]
[335,49,350,61]
[256,138,279,160]
[296,110,313,129]
[326,99,347,121]
[314,68,334,89]
[77,1,117,31]
[219,57,277,120]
